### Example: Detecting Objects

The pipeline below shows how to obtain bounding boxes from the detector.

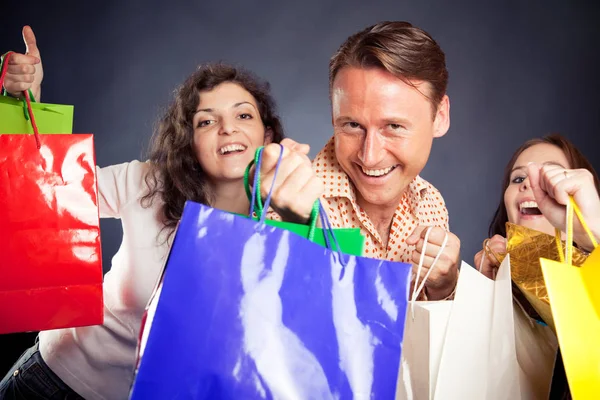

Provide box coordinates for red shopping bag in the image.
[0,52,103,334]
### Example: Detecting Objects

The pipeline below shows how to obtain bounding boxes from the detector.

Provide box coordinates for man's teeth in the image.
[519,200,538,212]
[361,166,395,177]
[219,144,246,155]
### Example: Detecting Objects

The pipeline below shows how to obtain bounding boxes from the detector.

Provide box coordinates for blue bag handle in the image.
[247,145,348,274]
[318,200,349,277]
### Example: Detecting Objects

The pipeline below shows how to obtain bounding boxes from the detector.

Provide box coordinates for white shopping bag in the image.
[395,228,450,400]
[397,249,526,399]
[396,301,453,399]
[434,256,521,399]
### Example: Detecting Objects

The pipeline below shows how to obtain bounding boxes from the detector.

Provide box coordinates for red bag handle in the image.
[0,51,41,149]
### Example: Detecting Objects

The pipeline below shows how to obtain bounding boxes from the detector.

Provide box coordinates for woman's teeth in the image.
[519,200,542,215]
[219,144,246,155]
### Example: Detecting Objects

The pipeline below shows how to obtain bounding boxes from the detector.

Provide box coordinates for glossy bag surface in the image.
[130,201,411,399]
[0,134,103,333]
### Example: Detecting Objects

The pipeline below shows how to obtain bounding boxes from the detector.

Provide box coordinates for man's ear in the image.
[264,127,274,145]
[433,95,450,138]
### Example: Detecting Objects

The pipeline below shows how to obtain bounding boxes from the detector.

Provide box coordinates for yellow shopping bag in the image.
[540,197,599,399]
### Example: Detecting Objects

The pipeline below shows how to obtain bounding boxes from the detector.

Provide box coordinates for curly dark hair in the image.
[141,63,285,234]
[489,134,600,238]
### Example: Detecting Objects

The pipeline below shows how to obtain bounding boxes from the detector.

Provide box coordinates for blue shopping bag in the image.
[130,146,412,400]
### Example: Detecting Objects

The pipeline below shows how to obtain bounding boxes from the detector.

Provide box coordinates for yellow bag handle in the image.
[555,197,598,264]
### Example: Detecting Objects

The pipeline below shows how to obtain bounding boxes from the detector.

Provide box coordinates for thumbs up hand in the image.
[4,26,44,101]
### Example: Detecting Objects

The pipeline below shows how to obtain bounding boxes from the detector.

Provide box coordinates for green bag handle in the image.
[0,52,37,122]
[243,147,265,215]
[244,146,320,241]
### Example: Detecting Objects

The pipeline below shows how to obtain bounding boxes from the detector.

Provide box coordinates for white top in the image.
[39,160,171,400]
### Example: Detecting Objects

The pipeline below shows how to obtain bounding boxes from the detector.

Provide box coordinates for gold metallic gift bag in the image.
[495,222,588,332]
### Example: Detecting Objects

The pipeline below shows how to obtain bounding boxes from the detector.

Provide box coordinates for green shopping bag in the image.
[0,53,73,134]
[249,214,365,256]
[243,146,365,256]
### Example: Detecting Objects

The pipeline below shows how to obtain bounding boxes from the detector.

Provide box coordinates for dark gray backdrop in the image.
[2,0,599,370]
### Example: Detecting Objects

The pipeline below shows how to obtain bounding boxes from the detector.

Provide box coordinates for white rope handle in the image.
[410,227,449,317]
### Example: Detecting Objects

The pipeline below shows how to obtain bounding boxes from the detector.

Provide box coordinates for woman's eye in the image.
[198,120,214,128]
[511,176,525,184]
[239,113,253,120]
